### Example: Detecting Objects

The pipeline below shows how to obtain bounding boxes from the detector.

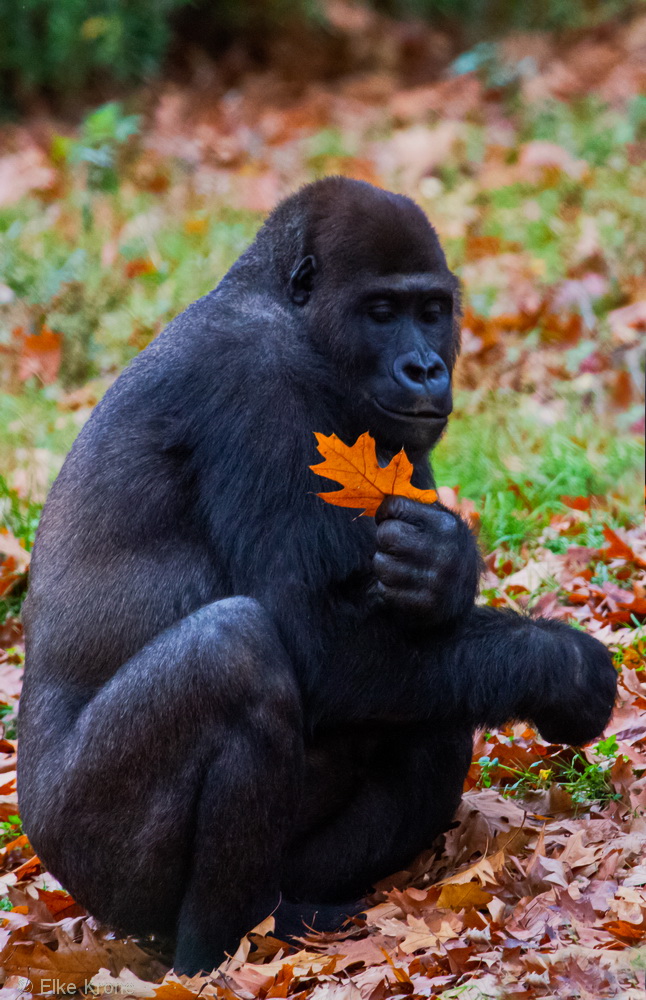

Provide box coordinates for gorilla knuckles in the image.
[17,178,617,976]
[528,625,619,747]
[373,497,482,625]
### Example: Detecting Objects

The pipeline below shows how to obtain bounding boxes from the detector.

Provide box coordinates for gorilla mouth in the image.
[375,400,449,422]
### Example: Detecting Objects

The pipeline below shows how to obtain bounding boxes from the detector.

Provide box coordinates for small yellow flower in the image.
[538,769,552,782]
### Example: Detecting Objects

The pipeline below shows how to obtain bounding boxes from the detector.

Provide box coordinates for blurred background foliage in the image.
[1,0,645,110]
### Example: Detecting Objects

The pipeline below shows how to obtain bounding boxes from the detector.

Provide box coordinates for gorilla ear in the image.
[289,255,317,305]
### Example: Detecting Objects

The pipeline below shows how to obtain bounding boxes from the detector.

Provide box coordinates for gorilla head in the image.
[252,177,460,454]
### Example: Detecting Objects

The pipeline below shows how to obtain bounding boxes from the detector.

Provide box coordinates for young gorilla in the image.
[18,178,616,974]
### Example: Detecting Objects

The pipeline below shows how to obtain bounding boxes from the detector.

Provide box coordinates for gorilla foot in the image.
[173,898,365,974]
[273,898,366,940]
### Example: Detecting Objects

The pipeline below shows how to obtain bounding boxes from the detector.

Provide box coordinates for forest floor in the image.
[0,8,645,999]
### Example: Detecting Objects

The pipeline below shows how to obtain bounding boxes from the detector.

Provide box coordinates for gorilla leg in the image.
[19,598,303,975]
[279,726,472,908]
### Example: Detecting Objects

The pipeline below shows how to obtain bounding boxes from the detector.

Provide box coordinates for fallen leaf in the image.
[624,865,646,888]
[125,257,157,279]
[438,847,507,888]
[0,148,57,207]
[310,431,437,515]
[608,299,646,344]
[154,981,199,999]
[436,883,493,910]
[36,889,82,918]
[603,526,646,568]
[0,919,163,987]
[17,326,62,385]
[604,919,646,942]
[561,496,591,511]
[183,217,208,236]
[517,140,589,181]
[0,533,30,575]
[10,855,40,880]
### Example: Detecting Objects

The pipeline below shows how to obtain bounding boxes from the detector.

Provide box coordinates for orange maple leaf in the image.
[17,324,62,385]
[310,431,438,516]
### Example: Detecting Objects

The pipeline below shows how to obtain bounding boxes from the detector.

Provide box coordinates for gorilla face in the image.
[351,272,456,451]
[284,179,460,454]
[290,258,459,454]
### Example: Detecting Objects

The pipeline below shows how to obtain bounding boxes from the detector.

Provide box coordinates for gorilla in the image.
[18,177,616,974]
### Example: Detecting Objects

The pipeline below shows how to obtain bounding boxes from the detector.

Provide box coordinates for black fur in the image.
[17,178,617,974]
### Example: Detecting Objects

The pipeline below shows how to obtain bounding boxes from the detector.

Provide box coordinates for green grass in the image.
[477,734,624,805]
[433,392,643,551]
[0,191,260,385]
[0,388,81,487]
[477,747,622,806]
[0,815,22,846]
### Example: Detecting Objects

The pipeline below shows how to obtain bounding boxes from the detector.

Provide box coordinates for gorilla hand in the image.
[373,496,481,625]
[527,622,617,746]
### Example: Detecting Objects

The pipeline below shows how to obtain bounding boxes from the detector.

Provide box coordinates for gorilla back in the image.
[18,178,616,974]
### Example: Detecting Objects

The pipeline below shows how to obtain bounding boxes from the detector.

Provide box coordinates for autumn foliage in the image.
[310,431,438,515]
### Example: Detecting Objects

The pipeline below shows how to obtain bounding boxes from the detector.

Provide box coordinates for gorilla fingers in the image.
[373,497,482,626]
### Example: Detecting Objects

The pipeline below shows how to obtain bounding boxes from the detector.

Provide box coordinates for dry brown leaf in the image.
[603,526,646,568]
[89,968,157,997]
[436,883,493,910]
[0,909,164,986]
[310,431,437,516]
[398,915,440,954]
[604,919,646,942]
[517,140,590,181]
[0,148,57,208]
[0,532,30,575]
[438,848,507,888]
[154,981,200,999]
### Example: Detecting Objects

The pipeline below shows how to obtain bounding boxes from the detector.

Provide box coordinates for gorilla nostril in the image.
[394,351,449,393]
[402,362,427,385]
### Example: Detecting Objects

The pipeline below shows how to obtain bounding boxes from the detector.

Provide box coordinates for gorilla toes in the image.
[273,898,365,940]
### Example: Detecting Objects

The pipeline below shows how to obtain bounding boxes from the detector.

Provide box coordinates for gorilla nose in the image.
[393,351,450,399]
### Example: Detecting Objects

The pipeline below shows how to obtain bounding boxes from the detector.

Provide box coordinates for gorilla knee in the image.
[192,597,302,720]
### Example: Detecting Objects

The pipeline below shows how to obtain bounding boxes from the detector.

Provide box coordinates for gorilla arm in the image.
[301,571,616,743]
[292,494,616,744]
[368,495,616,744]
[435,606,617,746]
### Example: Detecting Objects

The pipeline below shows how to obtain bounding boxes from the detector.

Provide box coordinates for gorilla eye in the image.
[421,299,450,323]
[420,299,448,323]
[368,303,396,323]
